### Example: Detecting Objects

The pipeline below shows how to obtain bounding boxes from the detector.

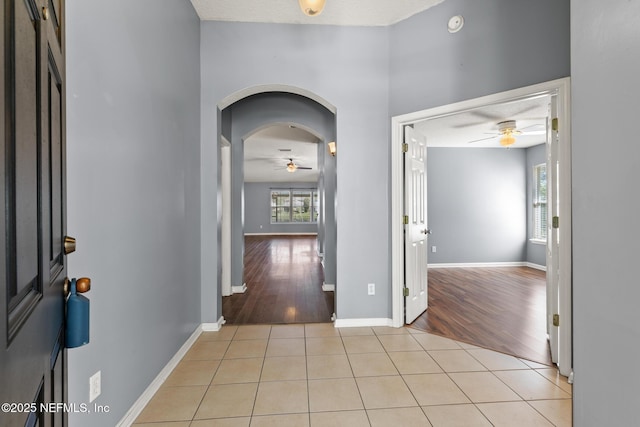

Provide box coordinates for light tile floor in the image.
[133,324,572,427]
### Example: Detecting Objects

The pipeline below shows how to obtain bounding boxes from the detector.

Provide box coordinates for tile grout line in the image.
[339,326,374,426]
[249,325,272,421]
[380,329,436,424]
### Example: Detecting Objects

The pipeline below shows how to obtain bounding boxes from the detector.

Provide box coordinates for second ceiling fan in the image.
[468,120,545,147]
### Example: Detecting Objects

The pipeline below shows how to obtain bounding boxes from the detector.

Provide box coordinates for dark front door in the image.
[1,0,68,426]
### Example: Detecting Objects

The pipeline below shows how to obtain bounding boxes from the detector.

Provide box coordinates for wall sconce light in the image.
[327,141,336,156]
[299,0,326,16]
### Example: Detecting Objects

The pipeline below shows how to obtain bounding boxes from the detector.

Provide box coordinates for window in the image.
[532,163,547,241]
[271,189,318,223]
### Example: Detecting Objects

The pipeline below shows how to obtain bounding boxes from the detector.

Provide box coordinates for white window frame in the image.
[270,188,318,224]
[532,163,547,243]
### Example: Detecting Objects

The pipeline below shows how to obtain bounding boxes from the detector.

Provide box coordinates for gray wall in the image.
[571,1,640,425]
[427,148,527,264]
[201,22,390,320]
[201,0,569,322]
[525,144,546,266]
[245,182,319,234]
[66,1,201,425]
[390,0,570,117]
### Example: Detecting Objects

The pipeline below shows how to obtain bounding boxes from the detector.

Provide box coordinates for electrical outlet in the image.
[89,371,101,403]
[431,246,437,253]
[367,283,375,295]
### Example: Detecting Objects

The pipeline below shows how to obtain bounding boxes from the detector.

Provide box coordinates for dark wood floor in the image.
[222,235,334,324]
[224,237,550,364]
[409,267,552,366]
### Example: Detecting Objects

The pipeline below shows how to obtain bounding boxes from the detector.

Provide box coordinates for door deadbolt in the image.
[64,236,76,255]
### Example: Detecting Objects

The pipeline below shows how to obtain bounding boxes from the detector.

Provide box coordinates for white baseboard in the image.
[232,283,247,293]
[202,316,226,331]
[428,261,547,269]
[526,262,547,271]
[244,232,318,236]
[334,318,394,328]
[322,283,335,292]
[116,324,203,426]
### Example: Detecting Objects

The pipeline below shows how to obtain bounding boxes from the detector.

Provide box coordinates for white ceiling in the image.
[244,124,319,183]
[414,95,550,148]
[190,0,446,27]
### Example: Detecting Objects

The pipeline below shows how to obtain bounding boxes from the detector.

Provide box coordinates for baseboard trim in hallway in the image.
[334,318,393,328]
[116,319,224,426]
[130,322,572,426]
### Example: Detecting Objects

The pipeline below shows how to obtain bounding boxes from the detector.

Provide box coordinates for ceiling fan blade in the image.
[453,121,490,128]
[518,123,546,133]
[296,166,313,170]
[470,110,503,121]
[467,135,497,144]
[512,104,540,116]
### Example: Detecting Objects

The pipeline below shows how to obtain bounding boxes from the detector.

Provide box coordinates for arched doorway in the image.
[217,87,338,324]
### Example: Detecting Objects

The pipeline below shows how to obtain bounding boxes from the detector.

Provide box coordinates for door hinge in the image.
[552,216,559,229]
[403,287,409,297]
[403,215,409,225]
[402,143,408,153]
[552,117,559,132]
[553,314,560,327]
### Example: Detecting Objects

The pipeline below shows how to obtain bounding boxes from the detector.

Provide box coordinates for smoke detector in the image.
[447,15,464,33]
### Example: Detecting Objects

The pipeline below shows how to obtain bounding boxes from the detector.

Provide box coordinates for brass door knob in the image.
[64,236,76,255]
[76,277,91,293]
[63,277,91,297]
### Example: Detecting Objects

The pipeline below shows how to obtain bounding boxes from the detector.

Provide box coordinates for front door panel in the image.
[1,1,67,426]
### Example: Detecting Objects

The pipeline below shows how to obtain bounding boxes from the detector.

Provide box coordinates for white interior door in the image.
[404,126,429,324]
[547,91,573,377]
[546,98,560,363]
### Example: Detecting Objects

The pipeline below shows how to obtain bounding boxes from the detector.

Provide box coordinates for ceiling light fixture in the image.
[499,131,516,147]
[286,161,297,172]
[299,0,326,16]
[498,120,519,147]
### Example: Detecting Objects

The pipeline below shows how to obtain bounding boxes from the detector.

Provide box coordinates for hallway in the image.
[223,236,334,324]
[133,324,571,426]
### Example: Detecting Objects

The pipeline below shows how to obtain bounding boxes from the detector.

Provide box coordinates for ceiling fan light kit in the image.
[498,120,519,147]
[299,0,326,16]
[285,158,312,173]
[499,133,516,147]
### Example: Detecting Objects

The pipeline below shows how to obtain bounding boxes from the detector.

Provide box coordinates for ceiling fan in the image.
[467,120,545,147]
[284,158,312,173]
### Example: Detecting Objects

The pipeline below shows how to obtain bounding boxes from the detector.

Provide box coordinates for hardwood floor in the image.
[225,238,550,364]
[409,267,553,366]
[222,235,334,324]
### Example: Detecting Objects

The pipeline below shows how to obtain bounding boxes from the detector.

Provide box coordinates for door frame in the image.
[390,77,572,375]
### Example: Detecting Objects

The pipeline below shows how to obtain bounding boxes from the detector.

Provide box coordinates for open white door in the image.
[404,126,429,324]
[546,92,573,377]
[546,98,560,363]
